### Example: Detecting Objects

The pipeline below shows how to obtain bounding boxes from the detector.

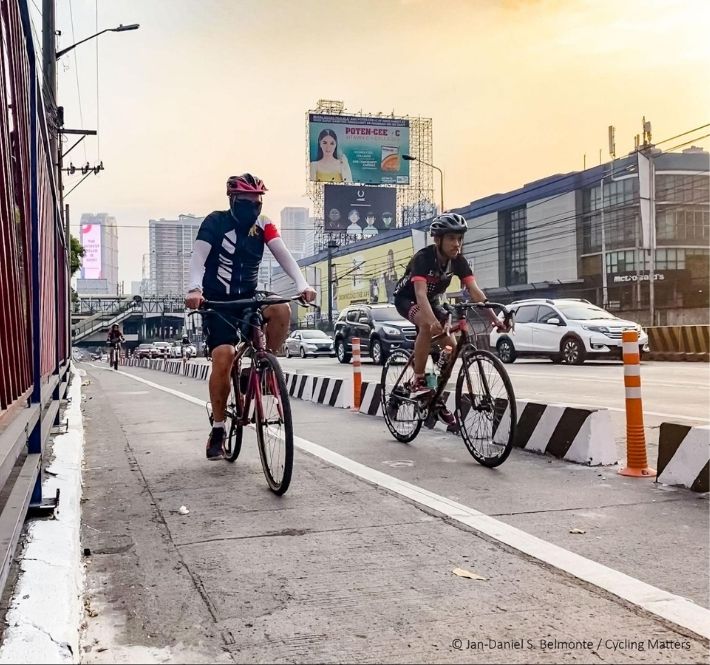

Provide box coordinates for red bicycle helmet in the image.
[226,173,268,196]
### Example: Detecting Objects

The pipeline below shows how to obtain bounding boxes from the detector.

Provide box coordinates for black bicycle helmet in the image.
[429,213,468,236]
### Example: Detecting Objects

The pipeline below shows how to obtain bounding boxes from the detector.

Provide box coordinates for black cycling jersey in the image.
[196,211,280,300]
[107,330,123,344]
[393,245,473,302]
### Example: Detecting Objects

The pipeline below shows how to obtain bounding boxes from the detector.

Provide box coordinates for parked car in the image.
[135,343,159,359]
[152,341,172,358]
[284,329,335,358]
[333,304,415,365]
[490,298,649,365]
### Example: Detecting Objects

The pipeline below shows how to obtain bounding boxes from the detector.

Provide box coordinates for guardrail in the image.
[0,0,70,596]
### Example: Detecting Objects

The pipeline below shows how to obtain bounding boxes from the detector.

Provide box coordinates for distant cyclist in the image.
[393,213,508,426]
[180,335,193,366]
[106,324,125,370]
[185,173,316,460]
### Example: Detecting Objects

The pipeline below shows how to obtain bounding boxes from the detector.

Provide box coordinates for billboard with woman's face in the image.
[308,113,410,185]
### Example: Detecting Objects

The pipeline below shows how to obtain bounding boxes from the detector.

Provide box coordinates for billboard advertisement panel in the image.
[309,113,410,185]
[324,185,397,235]
[312,236,414,313]
[80,223,102,279]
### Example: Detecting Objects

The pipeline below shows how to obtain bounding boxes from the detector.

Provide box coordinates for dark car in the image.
[333,304,415,365]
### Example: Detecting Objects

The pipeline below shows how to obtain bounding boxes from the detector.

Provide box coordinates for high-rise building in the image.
[77,213,119,295]
[280,207,310,260]
[148,214,203,296]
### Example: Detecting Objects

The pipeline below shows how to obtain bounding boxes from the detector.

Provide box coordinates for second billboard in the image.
[324,185,397,235]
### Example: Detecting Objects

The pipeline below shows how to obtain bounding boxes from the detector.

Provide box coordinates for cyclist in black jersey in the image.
[185,173,316,460]
[393,213,508,423]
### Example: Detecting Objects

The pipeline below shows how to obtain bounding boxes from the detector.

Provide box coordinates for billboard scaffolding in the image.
[307,100,434,254]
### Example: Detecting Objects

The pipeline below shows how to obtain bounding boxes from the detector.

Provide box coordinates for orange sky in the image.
[40,0,710,285]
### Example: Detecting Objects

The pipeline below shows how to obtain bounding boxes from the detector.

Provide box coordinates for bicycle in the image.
[380,302,517,467]
[192,294,311,495]
[108,342,122,371]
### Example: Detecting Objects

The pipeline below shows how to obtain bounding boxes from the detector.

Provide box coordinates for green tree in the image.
[70,234,85,276]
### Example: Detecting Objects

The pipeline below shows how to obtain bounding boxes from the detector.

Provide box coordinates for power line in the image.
[655,123,710,147]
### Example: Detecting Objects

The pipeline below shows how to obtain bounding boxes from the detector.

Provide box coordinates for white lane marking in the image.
[98,365,710,639]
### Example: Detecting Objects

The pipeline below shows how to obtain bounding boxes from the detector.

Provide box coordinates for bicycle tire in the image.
[455,349,516,467]
[254,353,293,495]
[381,350,423,443]
[222,372,244,463]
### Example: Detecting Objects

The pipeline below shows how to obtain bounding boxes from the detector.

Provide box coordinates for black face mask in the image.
[230,198,262,225]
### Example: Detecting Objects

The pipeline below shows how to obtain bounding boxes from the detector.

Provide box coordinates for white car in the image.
[490,298,649,365]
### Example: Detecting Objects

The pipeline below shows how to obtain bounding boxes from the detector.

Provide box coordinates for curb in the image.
[0,368,84,663]
[358,381,617,466]
[656,423,710,492]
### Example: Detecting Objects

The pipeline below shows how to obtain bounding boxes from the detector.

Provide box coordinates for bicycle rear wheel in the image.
[254,353,293,495]
[455,349,516,467]
[381,350,423,443]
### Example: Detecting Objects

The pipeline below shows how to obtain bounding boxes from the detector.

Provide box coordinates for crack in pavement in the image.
[175,519,429,548]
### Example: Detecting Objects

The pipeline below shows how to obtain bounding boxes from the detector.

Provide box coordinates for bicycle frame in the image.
[388,302,511,417]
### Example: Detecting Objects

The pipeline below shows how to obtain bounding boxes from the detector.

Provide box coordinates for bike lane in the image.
[79,363,709,663]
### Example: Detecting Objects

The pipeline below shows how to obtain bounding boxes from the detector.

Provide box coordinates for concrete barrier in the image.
[656,423,709,492]
[646,325,709,362]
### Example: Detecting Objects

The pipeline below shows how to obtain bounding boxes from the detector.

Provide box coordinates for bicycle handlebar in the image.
[188,294,315,315]
[446,301,515,327]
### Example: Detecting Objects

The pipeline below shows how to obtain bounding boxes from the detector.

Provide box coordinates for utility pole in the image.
[327,239,338,327]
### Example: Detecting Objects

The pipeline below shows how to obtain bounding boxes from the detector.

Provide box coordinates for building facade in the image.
[77,213,119,295]
[148,214,203,296]
[280,207,310,260]
[274,147,708,326]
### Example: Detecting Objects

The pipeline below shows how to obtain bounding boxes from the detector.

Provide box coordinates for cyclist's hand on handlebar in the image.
[299,286,317,304]
[185,289,204,310]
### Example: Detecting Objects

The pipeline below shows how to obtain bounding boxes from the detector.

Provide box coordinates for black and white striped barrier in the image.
[358,383,615,466]
[283,373,350,408]
[513,401,616,466]
[656,423,709,492]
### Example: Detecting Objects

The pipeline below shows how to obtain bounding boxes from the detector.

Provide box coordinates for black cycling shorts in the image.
[202,292,276,352]
[394,296,448,326]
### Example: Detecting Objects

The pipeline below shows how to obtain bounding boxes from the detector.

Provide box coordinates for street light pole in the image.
[403,154,444,214]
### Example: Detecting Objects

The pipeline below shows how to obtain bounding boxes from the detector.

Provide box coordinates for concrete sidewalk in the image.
[78,364,709,663]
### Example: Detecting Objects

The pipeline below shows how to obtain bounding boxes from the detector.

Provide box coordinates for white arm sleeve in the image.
[187,239,211,293]
[267,237,309,293]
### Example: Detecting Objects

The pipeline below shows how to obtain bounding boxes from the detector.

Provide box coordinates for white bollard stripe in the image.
[625,387,642,399]
[622,342,639,355]
[624,365,641,376]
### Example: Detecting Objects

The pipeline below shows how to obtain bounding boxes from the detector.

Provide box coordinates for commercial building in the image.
[273,147,709,326]
[76,213,119,295]
[280,207,310,260]
[148,214,203,296]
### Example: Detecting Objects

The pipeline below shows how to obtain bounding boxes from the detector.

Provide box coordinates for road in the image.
[77,362,709,663]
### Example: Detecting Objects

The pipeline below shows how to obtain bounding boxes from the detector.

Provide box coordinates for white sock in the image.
[213,421,225,429]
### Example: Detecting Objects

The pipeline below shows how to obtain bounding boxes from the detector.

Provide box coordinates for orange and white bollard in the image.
[619,330,656,478]
[352,337,362,409]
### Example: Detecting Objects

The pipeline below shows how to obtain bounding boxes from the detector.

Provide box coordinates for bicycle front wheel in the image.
[222,371,244,463]
[456,349,516,467]
[381,350,423,443]
[254,353,293,495]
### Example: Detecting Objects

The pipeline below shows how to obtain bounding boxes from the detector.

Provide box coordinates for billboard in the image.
[80,223,102,279]
[324,185,397,235]
[312,236,414,313]
[309,113,410,185]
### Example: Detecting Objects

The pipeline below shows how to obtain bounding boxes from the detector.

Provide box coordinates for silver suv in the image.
[490,298,649,365]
